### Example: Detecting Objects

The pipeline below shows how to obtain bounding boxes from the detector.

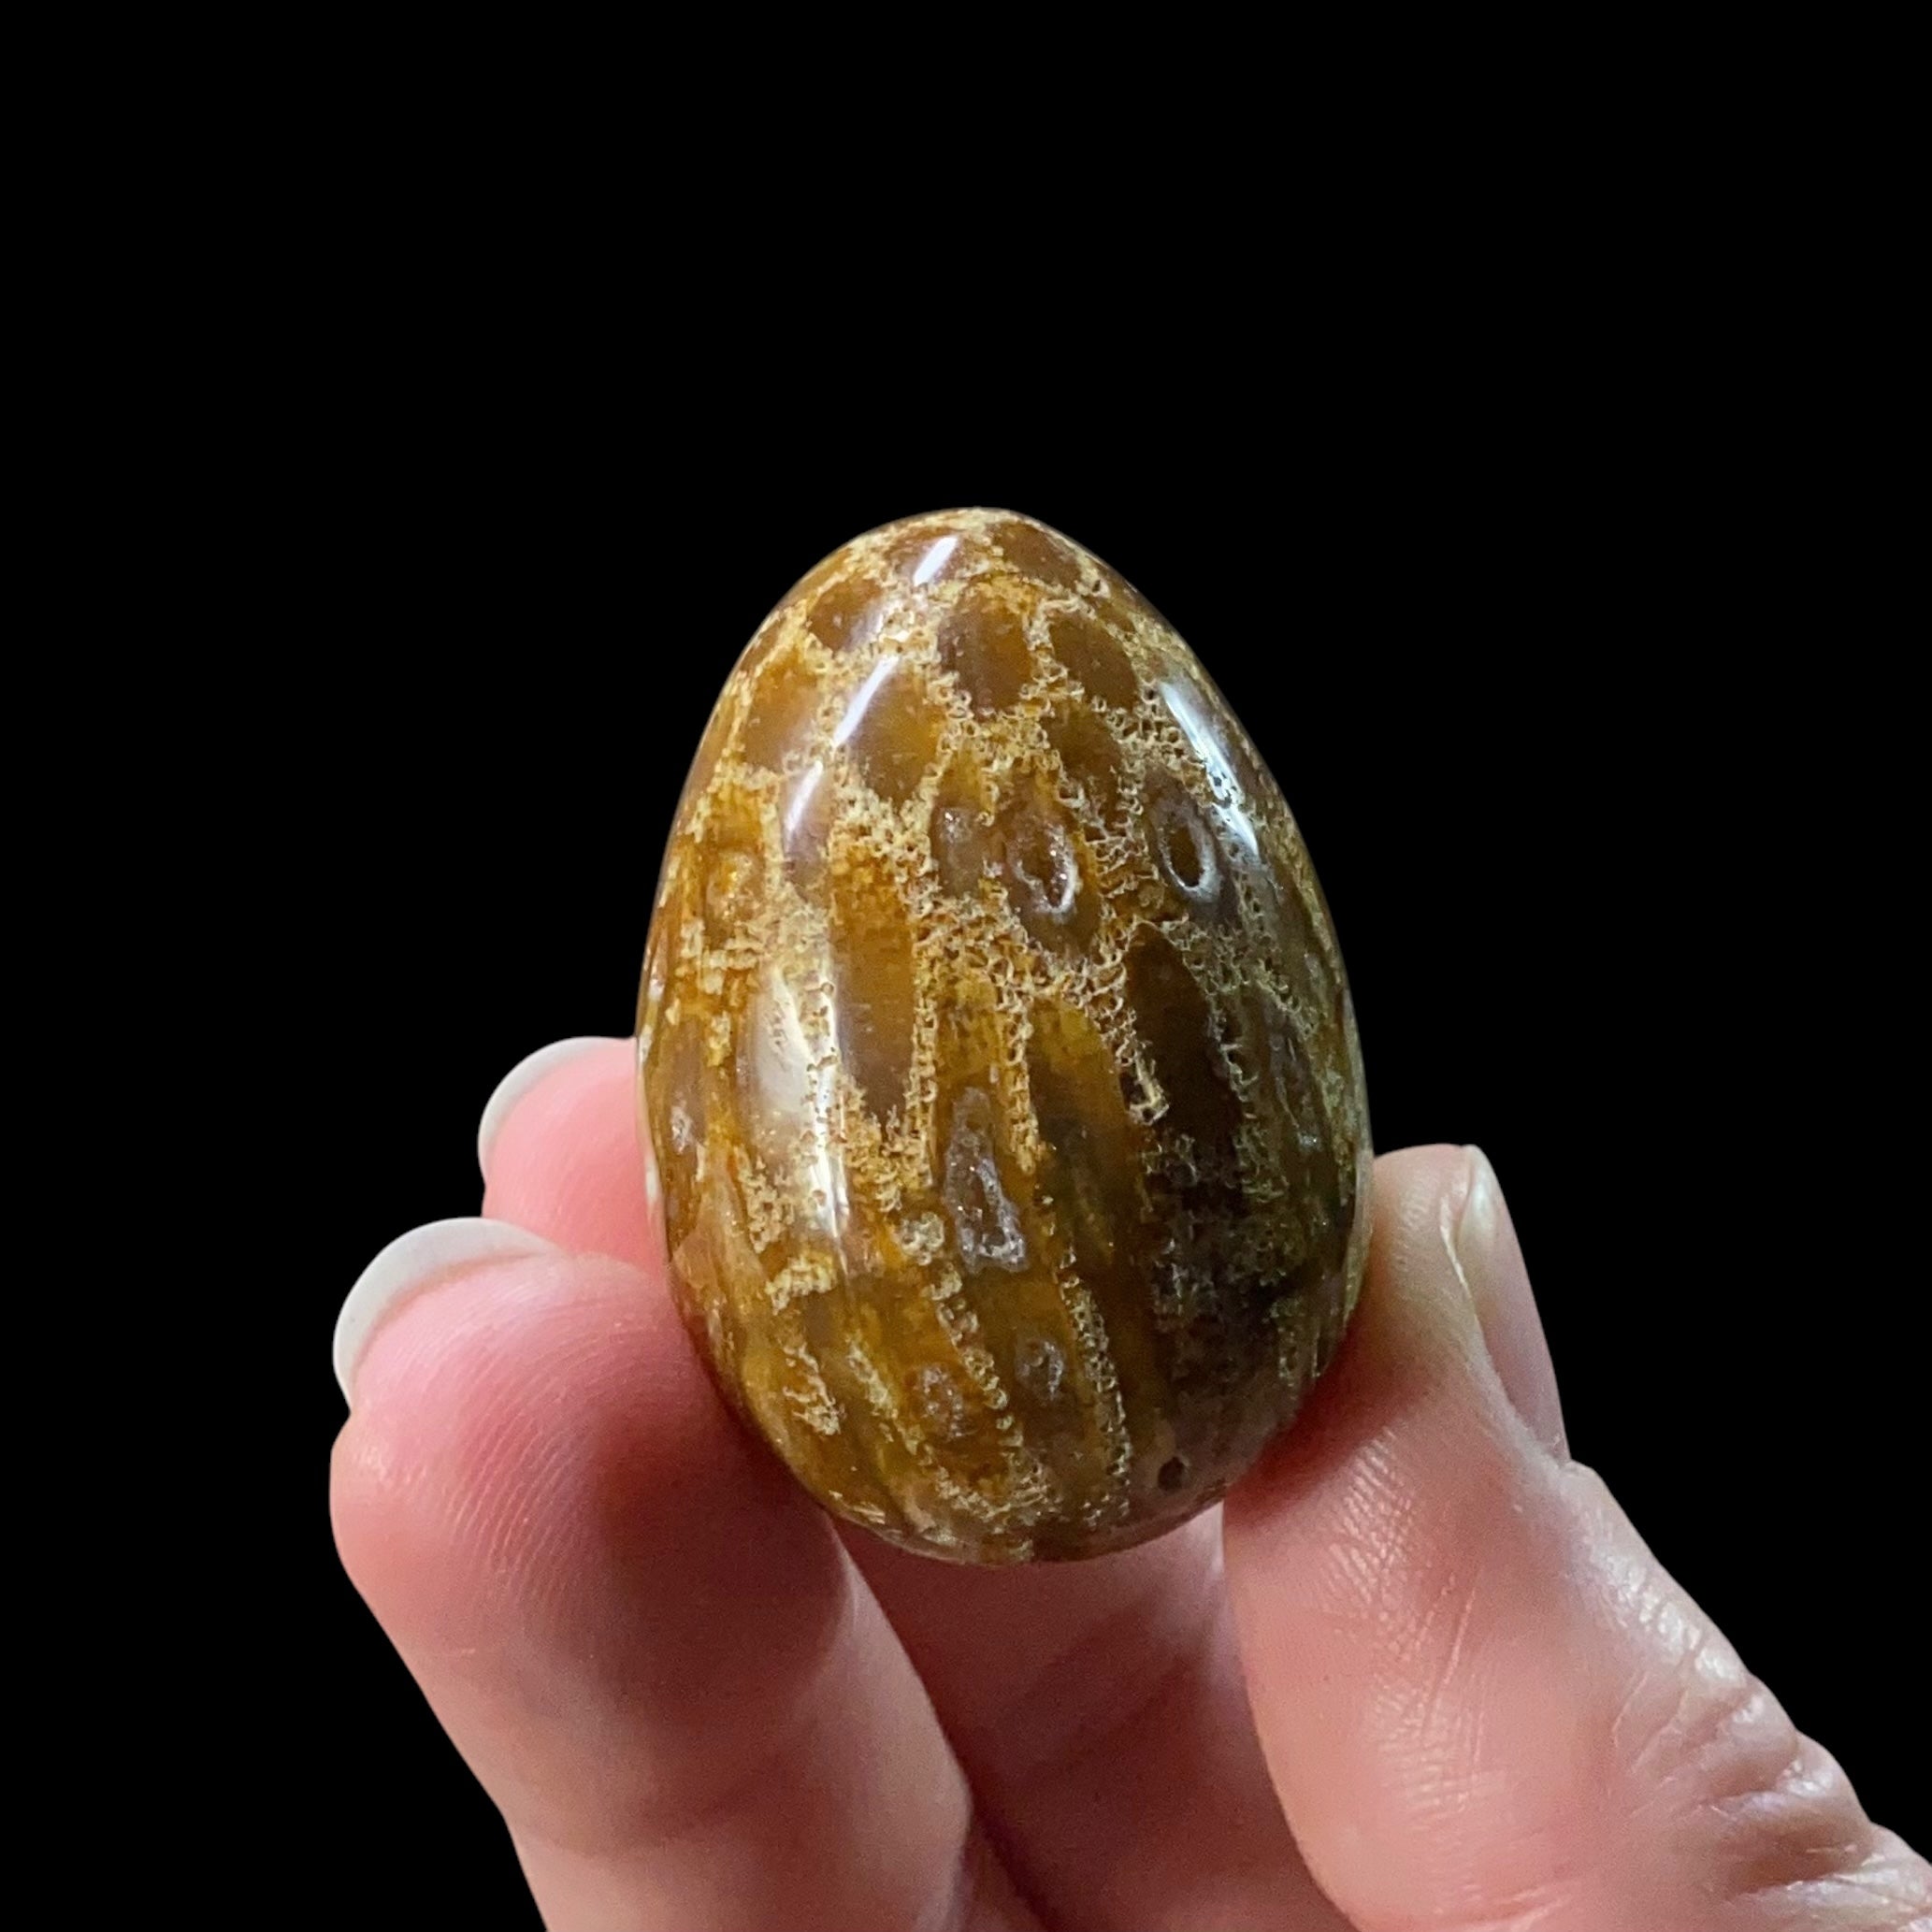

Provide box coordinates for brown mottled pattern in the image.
[639,510,1372,1564]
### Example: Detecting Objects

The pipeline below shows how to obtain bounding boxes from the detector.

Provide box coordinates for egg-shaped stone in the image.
[638,510,1371,1564]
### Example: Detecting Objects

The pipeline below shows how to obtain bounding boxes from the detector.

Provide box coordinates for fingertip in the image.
[476,1037,620,1180]
[333,1246,658,1551]
[1453,1144,1567,1460]
[480,1035,656,1267]
[331,1238,814,1672]
[1226,1142,1497,1521]
[332,1217,562,1405]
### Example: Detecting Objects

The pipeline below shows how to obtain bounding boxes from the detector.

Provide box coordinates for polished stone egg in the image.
[638,510,1370,1563]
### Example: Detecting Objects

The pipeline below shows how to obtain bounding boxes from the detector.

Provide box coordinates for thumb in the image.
[1224,1145,1928,1932]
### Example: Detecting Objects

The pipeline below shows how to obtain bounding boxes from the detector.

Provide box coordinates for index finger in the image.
[334,1037,1037,1930]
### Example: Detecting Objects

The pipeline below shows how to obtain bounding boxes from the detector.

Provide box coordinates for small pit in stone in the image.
[1161,816,1205,890]
[1158,1455,1189,1492]
[1147,776,1222,908]
[1007,812,1078,922]
[996,785,1099,948]
[1015,1332,1066,1403]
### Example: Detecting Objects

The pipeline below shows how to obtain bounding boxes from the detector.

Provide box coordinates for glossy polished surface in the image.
[639,511,1371,1563]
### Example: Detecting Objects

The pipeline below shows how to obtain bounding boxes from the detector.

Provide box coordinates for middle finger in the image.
[850,1522,1349,1932]
[484,1038,1348,1930]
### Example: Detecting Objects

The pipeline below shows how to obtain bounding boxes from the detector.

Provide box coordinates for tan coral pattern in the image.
[639,510,1372,1564]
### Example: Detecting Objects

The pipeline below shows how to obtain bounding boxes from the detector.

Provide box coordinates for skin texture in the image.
[331,1040,1930,1931]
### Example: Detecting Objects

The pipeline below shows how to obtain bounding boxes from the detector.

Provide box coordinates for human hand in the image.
[330,1036,1928,1930]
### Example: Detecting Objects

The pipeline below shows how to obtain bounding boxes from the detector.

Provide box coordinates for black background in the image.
[232,280,1925,1923]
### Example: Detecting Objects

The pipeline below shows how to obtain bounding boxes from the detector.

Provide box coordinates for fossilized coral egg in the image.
[638,511,1371,1564]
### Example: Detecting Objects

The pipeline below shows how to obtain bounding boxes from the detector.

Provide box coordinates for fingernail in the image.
[476,1037,616,1180]
[333,1217,559,1406]
[1446,1147,1568,1460]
